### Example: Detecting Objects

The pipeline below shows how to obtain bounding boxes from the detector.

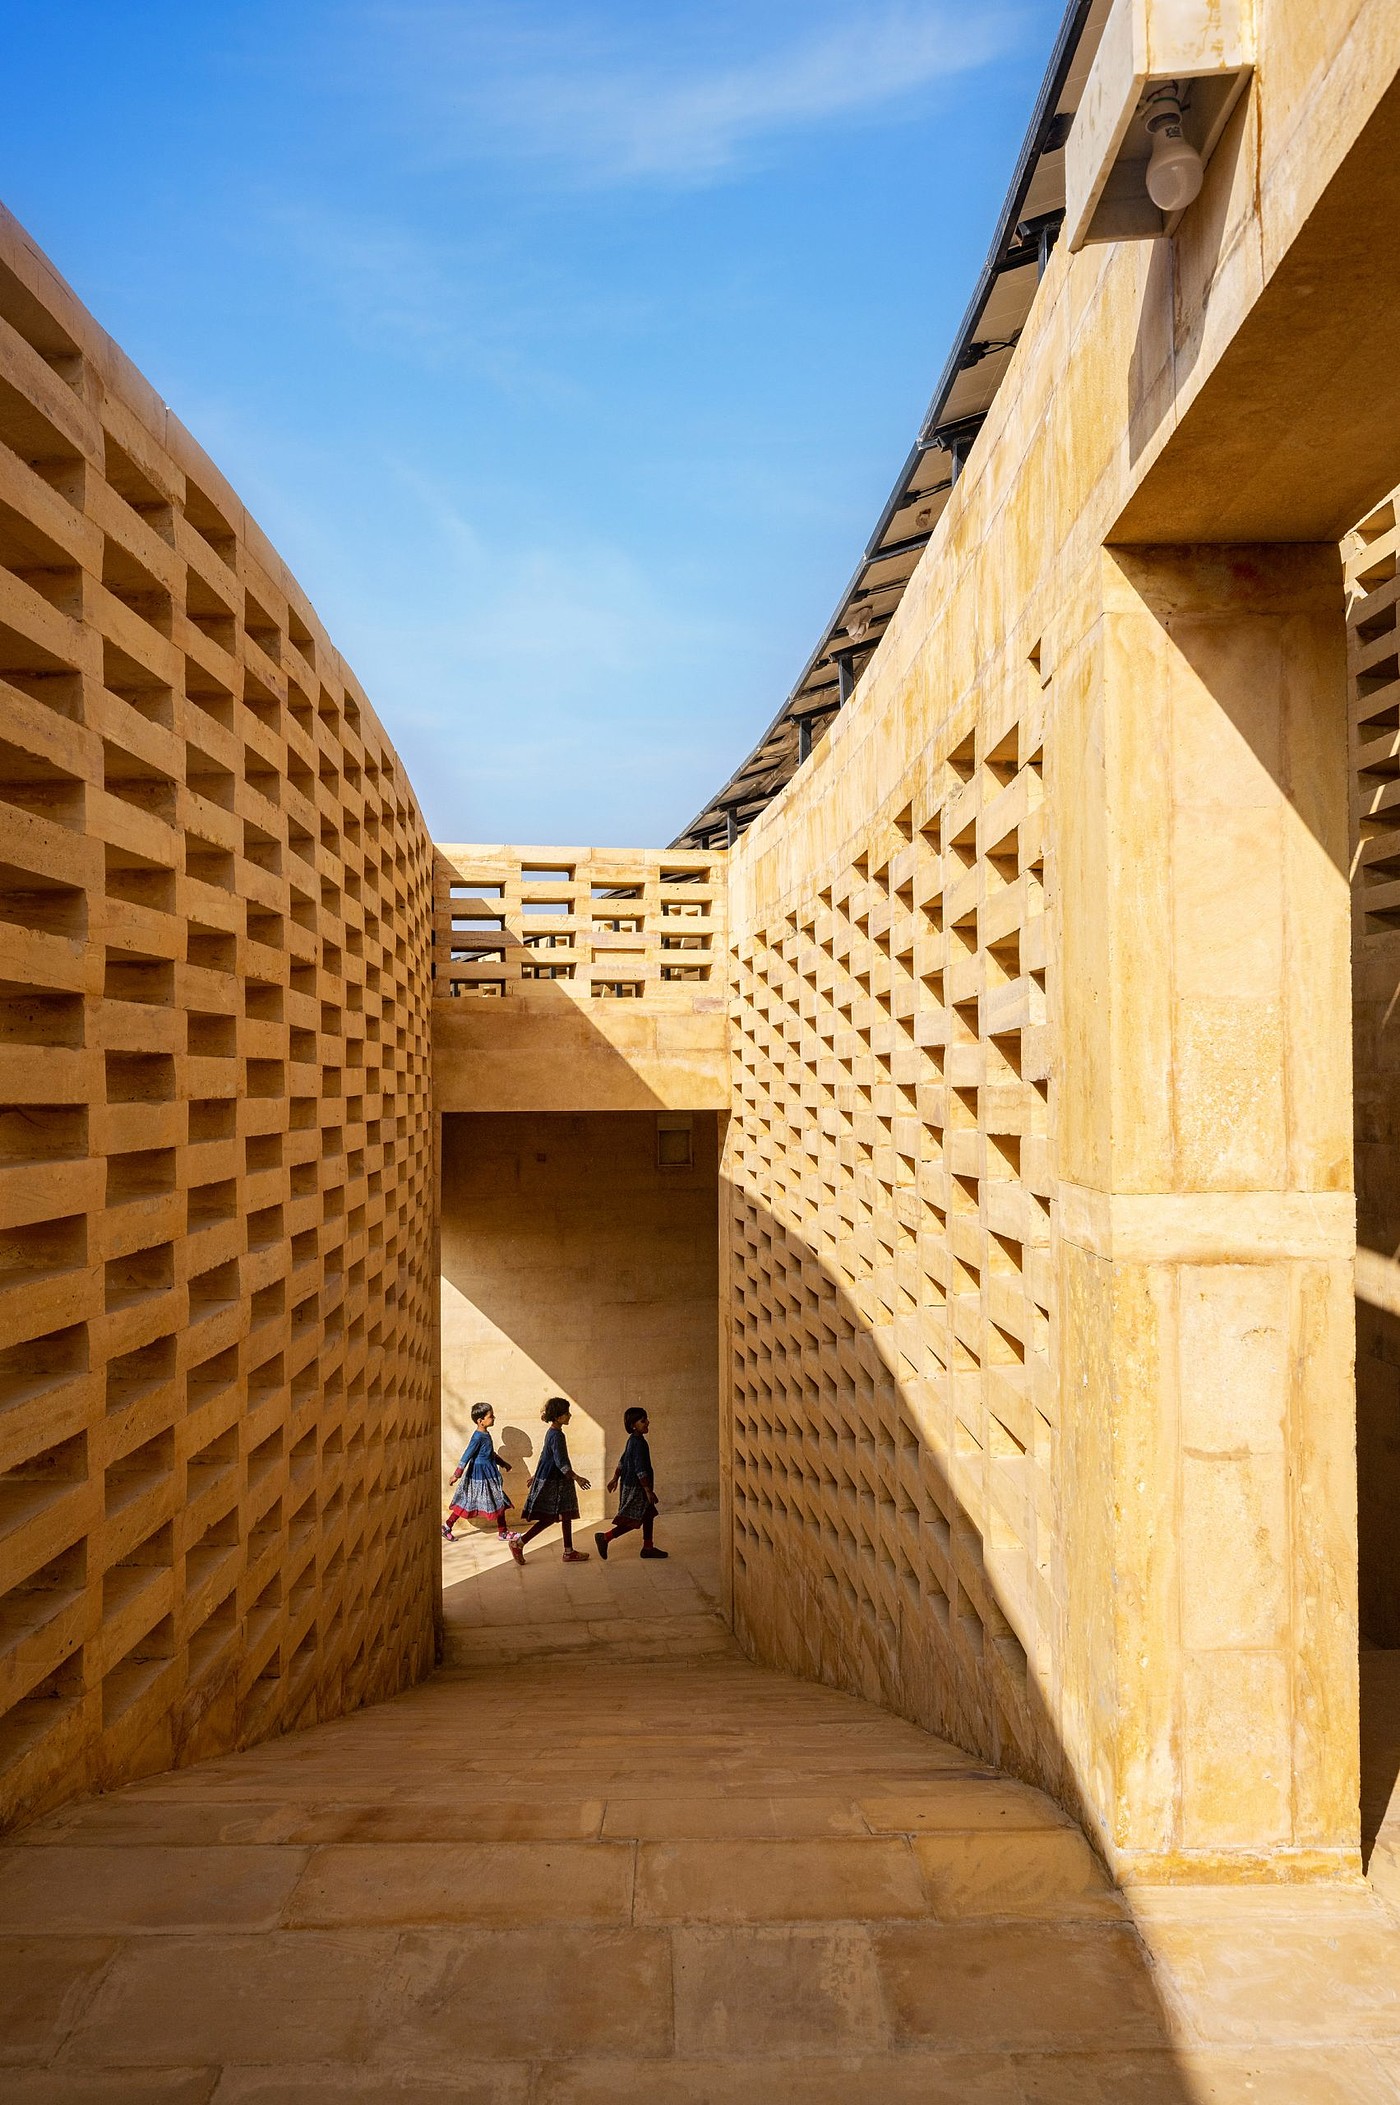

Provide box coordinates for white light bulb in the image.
[1145,117,1204,213]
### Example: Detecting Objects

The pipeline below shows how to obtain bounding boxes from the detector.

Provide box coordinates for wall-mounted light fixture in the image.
[1143,86,1203,211]
[1065,0,1254,250]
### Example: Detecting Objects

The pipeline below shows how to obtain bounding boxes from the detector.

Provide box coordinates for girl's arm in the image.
[557,1432,590,1491]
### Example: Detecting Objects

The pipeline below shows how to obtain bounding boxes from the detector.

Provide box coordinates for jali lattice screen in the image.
[724,684,1056,1782]
[0,205,437,1828]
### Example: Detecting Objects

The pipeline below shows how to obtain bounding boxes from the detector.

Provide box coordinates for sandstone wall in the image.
[432,845,729,1114]
[721,0,1400,1881]
[0,206,437,1828]
[440,1110,720,1529]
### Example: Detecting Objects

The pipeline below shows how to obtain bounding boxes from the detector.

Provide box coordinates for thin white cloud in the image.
[385,463,728,710]
[327,462,755,838]
[356,2,1025,186]
[266,204,465,355]
[256,199,637,409]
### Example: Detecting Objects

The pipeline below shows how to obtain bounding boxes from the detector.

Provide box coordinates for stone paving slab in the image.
[7,2057,1400,2105]
[0,1847,307,1932]
[2,1518,1400,2099]
[285,1841,635,1927]
[634,1836,930,1922]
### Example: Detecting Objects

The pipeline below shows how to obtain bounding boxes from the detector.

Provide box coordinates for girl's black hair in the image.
[470,1401,493,1424]
[541,1395,571,1423]
[623,1406,648,1432]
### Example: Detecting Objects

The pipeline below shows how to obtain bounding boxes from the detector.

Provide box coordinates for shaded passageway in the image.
[1363,1648,1400,1907]
[2,1516,1400,2098]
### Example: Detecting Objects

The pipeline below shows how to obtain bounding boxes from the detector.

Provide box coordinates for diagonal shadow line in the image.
[721,1181,1198,2088]
[436,1107,722,1525]
[432,965,1192,2074]
[435,965,679,1111]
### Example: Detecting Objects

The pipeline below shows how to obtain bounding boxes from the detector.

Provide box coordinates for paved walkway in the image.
[2,1516,1400,2100]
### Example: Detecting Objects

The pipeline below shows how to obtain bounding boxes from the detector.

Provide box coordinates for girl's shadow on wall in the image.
[457,1423,536,1539]
[497,1424,535,1479]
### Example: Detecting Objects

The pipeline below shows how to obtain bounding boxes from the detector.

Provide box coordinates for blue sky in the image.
[1,1,1062,845]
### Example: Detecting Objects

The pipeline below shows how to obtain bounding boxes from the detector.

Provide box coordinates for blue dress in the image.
[614,1431,655,1524]
[448,1427,509,1517]
[522,1424,579,1521]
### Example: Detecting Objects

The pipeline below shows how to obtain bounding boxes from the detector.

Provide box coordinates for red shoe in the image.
[507,1534,525,1566]
[561,1549,591,1562]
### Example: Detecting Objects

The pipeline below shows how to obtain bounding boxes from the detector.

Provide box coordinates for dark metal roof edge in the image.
[671,0,1098,849]
[915,0,1096,453]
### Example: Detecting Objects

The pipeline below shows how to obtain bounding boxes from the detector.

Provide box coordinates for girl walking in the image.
[595,1407,666,1559]
[443,1402,514,1541]
[511,1396,591,1564]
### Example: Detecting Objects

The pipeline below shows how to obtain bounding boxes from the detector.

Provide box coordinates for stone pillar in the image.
[1056,543,1359,1881]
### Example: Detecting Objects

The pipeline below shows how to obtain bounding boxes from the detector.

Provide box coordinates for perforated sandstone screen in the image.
[725,705,1053,1781]
[0,207,437,1827]
[432,844,722,999]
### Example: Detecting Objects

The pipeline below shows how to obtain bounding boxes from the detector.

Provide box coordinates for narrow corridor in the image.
[2,1520,1400,2100]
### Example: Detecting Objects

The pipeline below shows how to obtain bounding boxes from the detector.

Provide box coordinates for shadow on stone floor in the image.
[2,1515,1399,2098]
[439,1508,733,1667]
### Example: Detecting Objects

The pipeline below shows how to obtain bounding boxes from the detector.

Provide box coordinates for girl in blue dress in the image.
[595,1406,667,1559]
[443,1401,514,1541]
[510,1396,591,1564]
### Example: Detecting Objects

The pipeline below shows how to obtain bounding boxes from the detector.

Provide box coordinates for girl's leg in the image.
[639,1513,667,1558]
[493,1508,509,1539]
[560,1518,590,1560]
[517,1516,558,1549]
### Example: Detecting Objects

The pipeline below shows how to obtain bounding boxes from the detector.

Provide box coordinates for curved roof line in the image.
[672,0,1107,851]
